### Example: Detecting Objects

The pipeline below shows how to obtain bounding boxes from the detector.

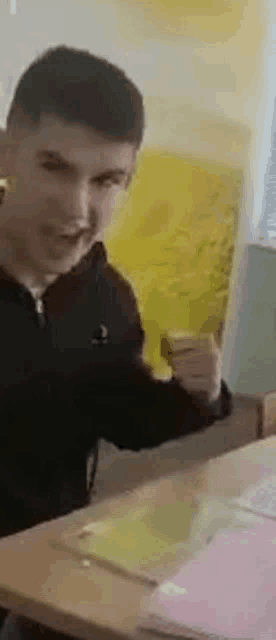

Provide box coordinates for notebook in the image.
[51,496,200,584]
[137,520,276,639]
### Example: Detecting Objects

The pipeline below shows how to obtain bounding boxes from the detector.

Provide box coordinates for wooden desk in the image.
[0,436,276,640]
[91,390,276,508]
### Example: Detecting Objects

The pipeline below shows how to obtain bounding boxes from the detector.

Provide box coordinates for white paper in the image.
[233,474,276,519]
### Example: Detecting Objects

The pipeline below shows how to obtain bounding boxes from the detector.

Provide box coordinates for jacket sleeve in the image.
[81,368,232,452]
[72,269,233,452]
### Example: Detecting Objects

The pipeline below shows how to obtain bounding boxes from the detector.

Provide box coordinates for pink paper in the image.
[138,520,276,639]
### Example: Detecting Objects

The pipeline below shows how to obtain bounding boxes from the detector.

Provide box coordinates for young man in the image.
[0,44,232,636]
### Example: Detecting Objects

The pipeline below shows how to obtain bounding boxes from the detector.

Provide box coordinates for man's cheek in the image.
[101,200,117,229]
[9,174,26,203]
[113,189,129,213]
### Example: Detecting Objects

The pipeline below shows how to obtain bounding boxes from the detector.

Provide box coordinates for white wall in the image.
[221,0,276,391]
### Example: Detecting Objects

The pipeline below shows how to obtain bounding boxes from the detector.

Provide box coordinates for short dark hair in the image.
[6,45,145,149]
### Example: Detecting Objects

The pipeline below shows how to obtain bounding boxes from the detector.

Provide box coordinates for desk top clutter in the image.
[138,472,276,639]
[137,518,276,640]
[1,437,276,640]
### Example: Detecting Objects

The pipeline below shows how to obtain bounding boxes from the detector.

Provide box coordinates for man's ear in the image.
[0,128,17,191]
[0,128,9,176]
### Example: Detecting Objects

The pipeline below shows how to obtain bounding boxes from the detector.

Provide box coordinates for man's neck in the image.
[0,223,59,299]
[1,259,58,299]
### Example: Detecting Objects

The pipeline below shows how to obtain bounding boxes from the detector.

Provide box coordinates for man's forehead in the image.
[9,114,130,145]
[37,116,98,143]
[19,117,136,169]
[37,116,135,150]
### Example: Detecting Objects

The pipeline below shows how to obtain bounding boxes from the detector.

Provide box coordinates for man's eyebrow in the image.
[36,150,129,179]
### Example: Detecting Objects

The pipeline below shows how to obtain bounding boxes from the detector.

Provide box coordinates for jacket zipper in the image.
[35,297,46,329]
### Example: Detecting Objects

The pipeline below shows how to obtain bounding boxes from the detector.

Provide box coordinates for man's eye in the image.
[95,177,121,188]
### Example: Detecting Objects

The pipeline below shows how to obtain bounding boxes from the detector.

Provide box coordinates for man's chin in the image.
[43,260,78,276]
[38,251,91,276]
[33,238,98,276]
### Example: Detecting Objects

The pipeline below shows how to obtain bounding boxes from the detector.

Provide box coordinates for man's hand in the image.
[161,332,222,404]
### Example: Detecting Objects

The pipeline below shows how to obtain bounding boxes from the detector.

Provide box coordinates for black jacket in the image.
[0,241,232,538]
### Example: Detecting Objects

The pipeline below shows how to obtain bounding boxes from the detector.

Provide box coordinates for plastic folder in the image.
[54,497,199,583]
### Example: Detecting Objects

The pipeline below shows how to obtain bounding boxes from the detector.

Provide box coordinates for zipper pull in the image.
[35,298,46,328]
[35,298,44,315]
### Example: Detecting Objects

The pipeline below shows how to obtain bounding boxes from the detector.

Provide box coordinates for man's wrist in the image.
[188,382,222,406]
[208,382,222,404]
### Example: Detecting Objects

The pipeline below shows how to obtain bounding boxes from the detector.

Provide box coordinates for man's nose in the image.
[71,184,92,224]
[54,184,95,228]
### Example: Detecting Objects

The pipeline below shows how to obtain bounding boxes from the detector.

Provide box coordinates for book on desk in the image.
[49,494,201,585]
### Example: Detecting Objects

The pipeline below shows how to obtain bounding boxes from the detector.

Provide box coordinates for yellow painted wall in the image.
[115,0,258,45]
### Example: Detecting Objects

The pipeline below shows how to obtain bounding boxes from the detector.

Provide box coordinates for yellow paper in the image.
[161,331,215,367]
[59,499,199,579]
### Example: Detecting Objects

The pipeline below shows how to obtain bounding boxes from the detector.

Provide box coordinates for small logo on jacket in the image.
[89,324,109,346]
